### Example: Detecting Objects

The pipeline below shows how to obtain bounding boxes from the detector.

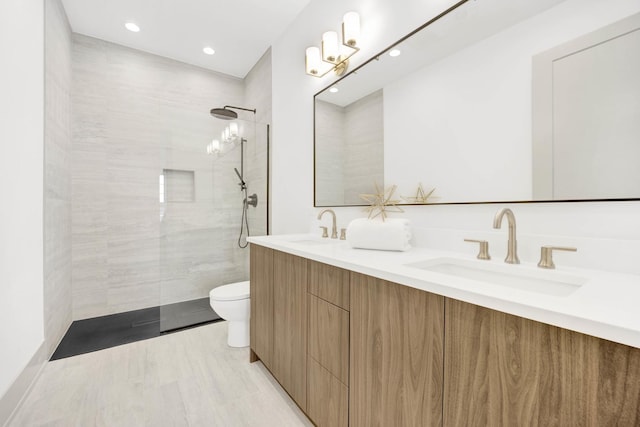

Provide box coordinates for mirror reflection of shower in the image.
[209,105,258,248]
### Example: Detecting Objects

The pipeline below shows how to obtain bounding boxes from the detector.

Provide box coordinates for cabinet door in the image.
[308,294,349,385]
[273,251,308,409]
[444,298,640,426]
[249,244,273,368]
[350,273,444,427]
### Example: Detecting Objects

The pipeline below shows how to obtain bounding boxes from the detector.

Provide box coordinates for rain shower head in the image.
[210,105,256,120]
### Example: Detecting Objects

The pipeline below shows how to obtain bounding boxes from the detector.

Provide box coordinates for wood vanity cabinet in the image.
[307,261,350,427]
[349,272,445,427]
[249,244,273,368]
[249,246,308,409]
[251,245,640,426]
[444,298,640,426]
[272,250,308,409]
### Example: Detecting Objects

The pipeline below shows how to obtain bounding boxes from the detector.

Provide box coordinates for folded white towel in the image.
[346,218,412,252]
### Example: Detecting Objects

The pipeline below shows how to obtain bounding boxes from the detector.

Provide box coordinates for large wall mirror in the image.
[314,0,640,206]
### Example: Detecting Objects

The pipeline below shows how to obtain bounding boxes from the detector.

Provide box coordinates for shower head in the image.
[210,105,256,120]
[210,107,237,120]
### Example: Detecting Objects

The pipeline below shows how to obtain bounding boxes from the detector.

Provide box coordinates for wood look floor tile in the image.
[9,322,311,427]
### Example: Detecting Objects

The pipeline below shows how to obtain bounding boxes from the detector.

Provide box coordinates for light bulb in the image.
[305,47,321,75]
[322,31,339,63]
[342,12,360,47]
[125,22,140,33]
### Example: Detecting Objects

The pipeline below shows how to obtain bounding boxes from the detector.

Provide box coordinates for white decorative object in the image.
[346,218,412,251]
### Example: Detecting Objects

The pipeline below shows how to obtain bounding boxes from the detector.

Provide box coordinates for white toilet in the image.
[209,281,250,347]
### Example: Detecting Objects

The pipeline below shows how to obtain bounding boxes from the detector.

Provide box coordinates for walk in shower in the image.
[54,87,268,359]
[158,110,268,332]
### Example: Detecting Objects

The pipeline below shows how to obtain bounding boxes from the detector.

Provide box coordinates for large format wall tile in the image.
[44,0,72,354]
[71,34,270,319]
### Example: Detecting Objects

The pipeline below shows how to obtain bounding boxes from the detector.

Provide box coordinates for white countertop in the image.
[248,234,640,349]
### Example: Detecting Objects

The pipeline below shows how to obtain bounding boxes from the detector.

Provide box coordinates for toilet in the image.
[209,281,250,347]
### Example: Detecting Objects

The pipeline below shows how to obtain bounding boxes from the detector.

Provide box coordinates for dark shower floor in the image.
[51,298,222,360]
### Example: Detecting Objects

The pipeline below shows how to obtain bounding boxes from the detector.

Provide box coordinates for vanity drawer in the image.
[308,260,350,310]
[308,294,349,385]
[307,356,348,427]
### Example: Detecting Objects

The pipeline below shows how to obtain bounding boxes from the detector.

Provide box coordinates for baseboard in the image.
[0,341,48,427]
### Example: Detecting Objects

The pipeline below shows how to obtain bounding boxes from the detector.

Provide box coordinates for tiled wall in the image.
[343,90,384,203]
[243,49,272,237]
[44,0,72,353]
[315,100,345,205]
[315,90,384,205]
[71,34,260,319]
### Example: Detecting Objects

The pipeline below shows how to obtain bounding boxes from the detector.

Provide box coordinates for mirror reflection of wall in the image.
[316,90,384,205]
[533,13,640,200]
[314,0,640,207]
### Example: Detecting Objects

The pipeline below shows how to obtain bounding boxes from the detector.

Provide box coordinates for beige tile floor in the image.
[8,322,312,427]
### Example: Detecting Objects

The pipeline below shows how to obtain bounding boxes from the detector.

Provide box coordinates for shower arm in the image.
[222,105,256,114]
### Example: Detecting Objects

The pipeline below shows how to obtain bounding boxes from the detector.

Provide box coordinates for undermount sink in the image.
[405,257,586,297]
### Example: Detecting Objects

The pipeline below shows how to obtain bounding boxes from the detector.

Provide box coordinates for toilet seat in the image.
[209,281,250,301]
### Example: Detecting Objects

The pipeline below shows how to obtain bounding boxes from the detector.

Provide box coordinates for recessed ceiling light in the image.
[389,49,401,57]
[203,47,215,55]
[329,87,339,93]
[125,22,140,32]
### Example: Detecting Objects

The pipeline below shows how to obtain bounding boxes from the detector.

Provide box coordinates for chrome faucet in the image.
[317,209,338,239]
[493,208,520,264]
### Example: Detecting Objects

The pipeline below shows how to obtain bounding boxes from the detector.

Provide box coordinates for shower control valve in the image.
[246,194,258,208]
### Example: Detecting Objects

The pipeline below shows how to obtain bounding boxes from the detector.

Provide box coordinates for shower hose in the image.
[238,187,250,248]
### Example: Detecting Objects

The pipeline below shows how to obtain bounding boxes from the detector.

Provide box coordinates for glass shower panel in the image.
[158,116,268,333]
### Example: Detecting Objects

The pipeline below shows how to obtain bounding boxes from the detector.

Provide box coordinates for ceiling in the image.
[61,0,310,78]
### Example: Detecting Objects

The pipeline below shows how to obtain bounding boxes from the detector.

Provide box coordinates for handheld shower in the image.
[234,167,246,189]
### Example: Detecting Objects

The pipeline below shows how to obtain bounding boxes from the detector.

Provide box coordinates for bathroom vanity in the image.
[248,235,640,426]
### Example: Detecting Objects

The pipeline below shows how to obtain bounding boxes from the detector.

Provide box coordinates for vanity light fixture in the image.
[125,22,140,32]
[203,46,215,55]
[305,11,361,77]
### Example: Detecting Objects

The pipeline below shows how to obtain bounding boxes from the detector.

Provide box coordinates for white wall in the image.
[0,0,45,399]
[271,0,640,275]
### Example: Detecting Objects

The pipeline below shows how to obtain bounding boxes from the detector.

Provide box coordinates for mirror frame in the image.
[313,0,640,208]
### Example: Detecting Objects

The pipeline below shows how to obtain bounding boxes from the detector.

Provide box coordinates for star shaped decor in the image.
[359,182,404,221]
[402,183,436,204]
